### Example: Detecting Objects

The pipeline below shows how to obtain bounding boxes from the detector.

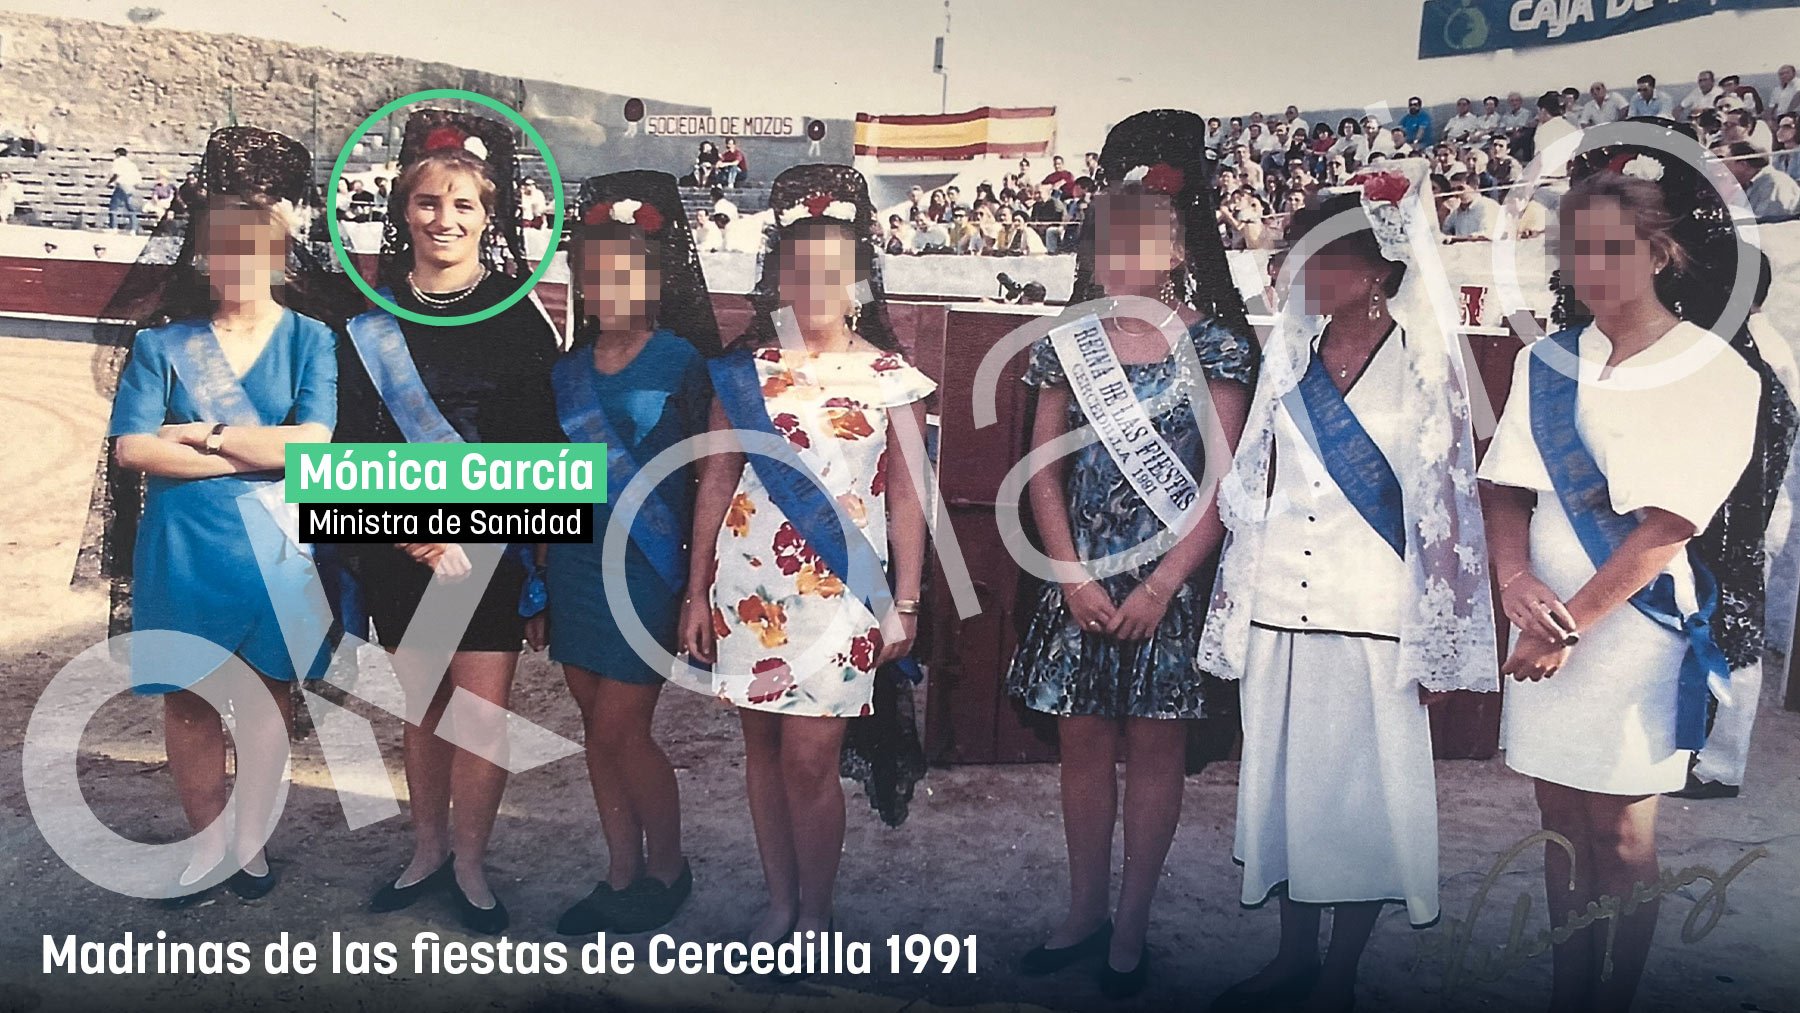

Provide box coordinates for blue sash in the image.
[1528,327,1726,751]
[552,345,687,592]
[709,348,920,682]
[1283,351,1407,558]
[343,294,544,618]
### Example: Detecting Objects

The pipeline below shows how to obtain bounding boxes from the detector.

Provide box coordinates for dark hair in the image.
[1638,74,1657,88]
[1285,192,1406,297]
[743,215,898,350]
[1484,95,1500,105]
[1538,91,1564,114]
[1408,95,1422,105]
[1561,86,1581,98]
[1719,138,1770,170]
[568,219,666,317]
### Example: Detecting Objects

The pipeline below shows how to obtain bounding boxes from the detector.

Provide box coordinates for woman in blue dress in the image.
[547,171,715,936]
[1005,111,1258,999]
[102,127,338,904]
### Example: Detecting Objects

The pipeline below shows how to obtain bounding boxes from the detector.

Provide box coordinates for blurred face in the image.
[1638,81,1654,99]
[1779,116,1798,146]
[1391,127,1406,144]
[1218,169,1239,190]
[1364,117,1380,137]
[778,231,859,329]
[1408,98,1422,113]
[1589,83,1606,102]
[1484,97,1499,113]
[1563,198,1665,313]
[1508,93,1523,110]
[1699,71,1715,90]
[1249,123,1263,139]
[1781,66,1795,86]
[1457,98,1472,114]
[951,208,968,228]
[404,165,489,270]
[201,207,287,305]
[1297,246,1383,317]
[578,236,658,331]
[1492,138,1511,159]
[1093,194,1181,296]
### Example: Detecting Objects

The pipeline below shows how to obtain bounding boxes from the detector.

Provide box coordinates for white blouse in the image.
[1252,328,1411,638]
[1478,322,1760,610]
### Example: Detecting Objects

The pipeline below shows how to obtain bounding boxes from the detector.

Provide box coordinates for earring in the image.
[192,254,209,275]
[1158,274,1180,307]
[1367,286,1384,321]
[848,303,862,332]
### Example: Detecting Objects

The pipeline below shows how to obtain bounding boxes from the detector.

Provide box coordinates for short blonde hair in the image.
[391,150,497,219]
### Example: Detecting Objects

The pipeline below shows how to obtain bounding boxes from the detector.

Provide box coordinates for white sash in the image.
[1048,313,1198,531]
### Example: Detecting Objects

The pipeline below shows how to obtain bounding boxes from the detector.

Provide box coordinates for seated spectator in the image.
[1487,135,1525,191]
[1560,86,1583,118]
[925,188,949,222]
[1769,64,1798,122]
[1721,105,1776,151]
[1400,96,1433,148]
[1084,151,1104,189]
[973,182,998,208]
[1474,95,1503,139]
[1429,172,1458,232]
[711,185,739,221]
[1499,91,1536,138]
[1219,188,1275,251]
[1041,155,1074,196]
[1430,144,1460,179]
[906,184,926,217]
[1576,81,1629,127]
[1461,149,1497,193]
[347,179,378,222]
[1247,122,1276,157]
[884,213,915,255]
[0,171,21,223]
[722,212,764,253]
[517,177,549,228]
[1679,69,1721,122]
[1332,116,1369,170]
[1282,104,1310,139]
[1233,144,1265,194]
[1389,125,1414,158]
[945,184,969,215]
[1307,121,1337,174]
[173,171,205,217]
[1442,97,1481,142]
[1628,74,1673,119]
[1720,75,1766,117]
[1320,152,1351,187]
[946,205,975,251]
[693,210,725,252]
[1028,183,1064,252]
[1205,116,1227,153]
[145,170,175,223]
[333,177,353,219]
[1503,195,1547,240]
[1061,176,1090,250]
[1442,174,1503,242]
[999,207,1048,255]
[1364,115,1397,157]
[914,207,953,253]
[1717,140,1800,221]
[1773,113,1800,179]
[715,137,748,187]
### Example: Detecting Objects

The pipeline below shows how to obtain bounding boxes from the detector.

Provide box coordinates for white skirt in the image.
[1500,498,1691,796]
[1234,625,1440,927]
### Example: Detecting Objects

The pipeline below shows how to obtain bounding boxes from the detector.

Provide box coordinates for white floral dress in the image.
[710,345,936,717]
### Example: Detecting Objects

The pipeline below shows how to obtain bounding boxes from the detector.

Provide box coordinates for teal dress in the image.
[107,310,337,693]
[547,330,711,684]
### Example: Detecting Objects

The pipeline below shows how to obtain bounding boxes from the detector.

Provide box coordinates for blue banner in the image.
[1419,0,1800,59]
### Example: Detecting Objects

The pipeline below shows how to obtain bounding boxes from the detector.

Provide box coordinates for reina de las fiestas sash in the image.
[552,342,687,592]
[160,313,307,556]
[342,294,544,618]
[1048,314,1199,532]
[1281,351,1407,558]
[1528,327,1727,751]
[708,348,920,683]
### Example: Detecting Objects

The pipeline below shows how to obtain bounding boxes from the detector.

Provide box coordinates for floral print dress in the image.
[1007,319,1257,719]
[711,345,936,717]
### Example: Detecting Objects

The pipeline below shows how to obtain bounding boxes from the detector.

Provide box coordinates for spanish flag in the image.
[853,106,1056,161]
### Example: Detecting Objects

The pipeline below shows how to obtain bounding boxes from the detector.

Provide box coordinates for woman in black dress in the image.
[334,109,562,934]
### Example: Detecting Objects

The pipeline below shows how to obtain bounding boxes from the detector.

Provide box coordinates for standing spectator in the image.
[107,146,143,234]
[172,170,205,217]
[1500,91,1536,138]
[1717,140,1800,221]
[1679,69,1721,121]
[1442,97,1481,143]
[710,185,738,221]
[1533,90,1580,170]
[1041,155,1074,196]
[1474,95,1503,138]
[1771,64,1799,121]
[714,137,747,187]
[1576,82,1629,127]
[0,171,20,223]
[1028,182,1064,252]
[517,177,548,228]
[1629,75,1674,119]
[1773,113,1800,179]
[1399,96,1433,148]
[1083,150,1104,189]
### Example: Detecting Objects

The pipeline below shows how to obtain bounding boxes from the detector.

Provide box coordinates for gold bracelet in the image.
[1140,581,1169,603]
[893,598,921,615]
[1064,578,1095,597]
[1499,569,1529,592]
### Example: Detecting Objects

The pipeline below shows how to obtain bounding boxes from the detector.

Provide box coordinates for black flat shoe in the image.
[369,855,453,913]
[1020,920,1113,976]
[1667,776,1741,800]
[1209,961,1321,1012]
[1099,946,1149,1000]
[556,881,623,935]
[612,860,694,934]
[227,858,279,900]
[452,880,509,935]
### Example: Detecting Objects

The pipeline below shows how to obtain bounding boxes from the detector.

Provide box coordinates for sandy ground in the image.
[0,334,1796,1013]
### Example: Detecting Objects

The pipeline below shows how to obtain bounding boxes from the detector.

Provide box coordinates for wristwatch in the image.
[203,423,227,455]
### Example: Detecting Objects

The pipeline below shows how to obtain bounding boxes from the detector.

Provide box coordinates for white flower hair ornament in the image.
[776,193,858,228]
[1615,153,1665,183]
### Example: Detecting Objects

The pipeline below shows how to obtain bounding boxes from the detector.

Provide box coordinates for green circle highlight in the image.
[326,88,565,327]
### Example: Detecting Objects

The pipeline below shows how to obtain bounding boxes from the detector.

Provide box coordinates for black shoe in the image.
[1020,920,1113,976]
[226,856,279,900]
[1209,962,1321,1012]
[1667,776,1741,800]
[369,854,453,913]
[452,880,509,935]
[557,881,625,935]
[1099,946,1149,1000]
[159,863,227,910]
[613,860,694,934]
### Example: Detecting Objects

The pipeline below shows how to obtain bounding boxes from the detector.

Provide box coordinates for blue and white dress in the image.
[107,309,337,692]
